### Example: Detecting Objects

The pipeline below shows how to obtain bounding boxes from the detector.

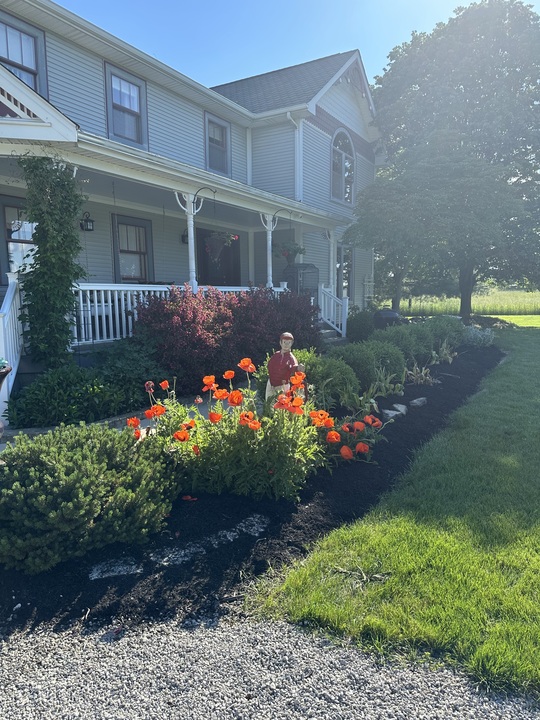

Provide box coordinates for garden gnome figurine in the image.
[265,332,305,400]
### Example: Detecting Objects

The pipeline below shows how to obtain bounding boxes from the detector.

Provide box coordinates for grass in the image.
[256,329,540,694]
[400,289,540,316]
[488,315,540,328]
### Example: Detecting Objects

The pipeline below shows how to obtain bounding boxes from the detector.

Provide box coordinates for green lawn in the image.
[257,329,540,694]
[400,290,540,317]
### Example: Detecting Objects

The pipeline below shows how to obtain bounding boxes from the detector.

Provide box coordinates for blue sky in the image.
[52,0,539,87]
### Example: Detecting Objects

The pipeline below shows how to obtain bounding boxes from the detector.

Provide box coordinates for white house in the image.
[0,0,378,409]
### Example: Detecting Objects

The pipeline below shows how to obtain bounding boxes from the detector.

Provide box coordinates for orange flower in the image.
[274,394,292,410]
[239,411,254,426]
[310,409,330,427]
[153,404,166,417]
[159,380,169,390]
[202,375,217,392]
[192,445,200,456]
[248,420,262,430]
[340,445,354,460]
[213,388,230,401]
[353,421,366,432]
[144,408,154,420]
[291,396,304,407]
[134,429,141,440]
[228,389,244,406]
[355,442,370,454]
[183,419,196,429]
[127,417,140,428]
[341,423,354,433]
[223,370,235,380]
[364,415,382,428]
[323,417,334,428]
[209,412,222,424]
[290,371,306,386]
[326,430,341,443]
[238,357,256,373]
[173,430,190,442]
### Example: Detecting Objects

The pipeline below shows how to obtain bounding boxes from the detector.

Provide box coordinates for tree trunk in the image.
[391,270,405,311]
[459,264,475,321]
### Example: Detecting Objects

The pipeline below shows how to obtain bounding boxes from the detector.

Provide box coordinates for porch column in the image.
[248,230,255,284]
[326,229,336,292]
[259,213,277,288]
[175,191,209,293]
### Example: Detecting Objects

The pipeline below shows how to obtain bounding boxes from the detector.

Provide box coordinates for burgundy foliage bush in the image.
[133,285,321,395]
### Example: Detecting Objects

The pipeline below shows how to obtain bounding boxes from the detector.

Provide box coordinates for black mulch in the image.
[0,345,504,637]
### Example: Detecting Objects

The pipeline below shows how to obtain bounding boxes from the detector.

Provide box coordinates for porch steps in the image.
[319,324,349,348]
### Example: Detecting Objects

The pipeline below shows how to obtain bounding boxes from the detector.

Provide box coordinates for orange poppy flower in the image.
[173,430,190,442]
[310,409,329,420]
[238,358,256,373]
[291,396,304,407]
[323,417,334,428]
[239,411,254,426]
[340,445,354,460]
[183,419,196,429]
[364,415,382,428]
[341,423,354,433]
[213,388,230,401]
[290,371,306,386]
[223,370,235,380]
[209,412,222,424]
[133,429,141,440]
[353,421,366,432]
[144,408,154,420]
[153,404,166,417]
[192,445,201,456]
[248,420,262,430]
[202,375,218,392]
[274,394,292,410]
[127,417,140,428]
[355,442,370,454]
[326,430,341,443]
[159,380,169,390]
[228,389,244,406]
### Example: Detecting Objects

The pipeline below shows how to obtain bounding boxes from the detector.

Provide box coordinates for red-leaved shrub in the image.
[133,285,321,395]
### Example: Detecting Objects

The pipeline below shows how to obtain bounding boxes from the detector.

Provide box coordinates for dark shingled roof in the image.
[211,51,358,113]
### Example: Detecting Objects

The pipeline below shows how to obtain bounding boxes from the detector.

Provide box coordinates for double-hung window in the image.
[206,114,231,175]
[112,215,154,283]
[105,64,148,149]
[331,131,355,204]
[0,11,46,96]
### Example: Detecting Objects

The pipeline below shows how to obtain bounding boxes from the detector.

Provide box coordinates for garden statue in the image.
[265,332,305,400]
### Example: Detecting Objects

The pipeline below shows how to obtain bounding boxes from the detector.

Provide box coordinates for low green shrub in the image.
[423,316,466,351]
[7,363,127,428]
[361,339,406,380]
[462,325,495,347]
[255,348,361,411]
[328,343,378,391]
[346,310,375,342]
[408,324,435,365]
[371,324,435,366]
[0,423,177,574]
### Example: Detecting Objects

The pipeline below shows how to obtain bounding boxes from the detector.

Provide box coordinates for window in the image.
[112,215,154,283]
[5,206,36,272]
[206,114,231,175]
[105,65,148,149]
[331,131,354,204]
[0,11,46,95]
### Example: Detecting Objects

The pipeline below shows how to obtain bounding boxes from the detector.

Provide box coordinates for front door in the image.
[196,228,240,286]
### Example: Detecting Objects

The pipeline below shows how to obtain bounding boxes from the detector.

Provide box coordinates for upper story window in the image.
[105,64,148,150]
[206,114,231,175]
[0,11,47,96]
[331,131,355,204]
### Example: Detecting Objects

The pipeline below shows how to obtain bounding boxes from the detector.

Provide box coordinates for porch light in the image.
[79,212,95,232]
[181,228,189,244]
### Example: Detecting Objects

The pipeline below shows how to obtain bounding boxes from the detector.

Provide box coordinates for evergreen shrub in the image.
[423,315,466,351]
[346,310,375,342]
[0,423,176,574]
[328,343,378,391]
[361,339,406,379]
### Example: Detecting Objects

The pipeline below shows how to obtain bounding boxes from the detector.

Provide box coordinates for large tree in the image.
[349,0,540,314]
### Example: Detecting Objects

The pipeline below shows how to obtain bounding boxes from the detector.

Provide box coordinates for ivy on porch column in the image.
[259,212,278,288]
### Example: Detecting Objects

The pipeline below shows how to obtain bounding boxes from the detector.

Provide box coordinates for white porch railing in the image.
[319,284,349,337]
[71,283,290,346]
[0,272,24,419]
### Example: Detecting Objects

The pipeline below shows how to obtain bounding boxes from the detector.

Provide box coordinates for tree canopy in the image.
[347,0,540,317]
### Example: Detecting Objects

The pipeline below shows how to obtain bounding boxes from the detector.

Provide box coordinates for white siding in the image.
[148,85,203,167]
[302,231,330,286]
[46,34,107,136]
[318,82,371,140]
[252,126,295,198]
[231,125,248,184]
[302,122,335,214]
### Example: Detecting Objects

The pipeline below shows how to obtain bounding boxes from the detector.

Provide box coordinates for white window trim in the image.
[205,112,231,177]
[331,128,355,206]
[105,63,148,150]
[0,10,47,97]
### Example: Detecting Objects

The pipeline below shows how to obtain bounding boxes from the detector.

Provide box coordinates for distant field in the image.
[399,290,540,316]
[490,315,540,327]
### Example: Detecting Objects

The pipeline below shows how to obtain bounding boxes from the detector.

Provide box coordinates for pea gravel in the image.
[1,618,539,719]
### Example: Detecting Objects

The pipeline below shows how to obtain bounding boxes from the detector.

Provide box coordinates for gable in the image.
[0,65,78,143]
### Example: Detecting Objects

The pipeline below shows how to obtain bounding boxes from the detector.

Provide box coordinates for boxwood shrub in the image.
[0,423,178,574]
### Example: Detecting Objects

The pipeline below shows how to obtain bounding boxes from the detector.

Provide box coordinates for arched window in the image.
[332,131,354,204]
